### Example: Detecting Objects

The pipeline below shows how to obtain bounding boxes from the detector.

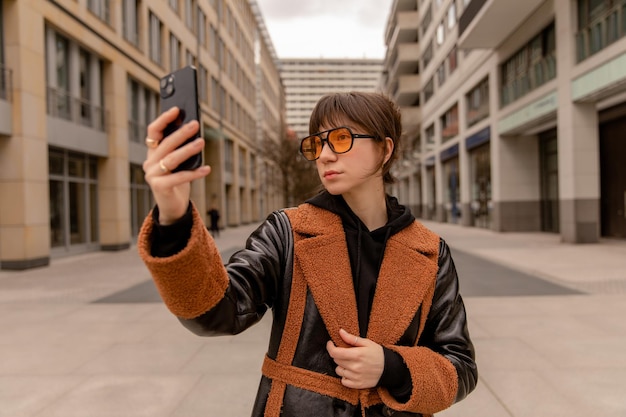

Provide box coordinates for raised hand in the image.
[142,107,211,225]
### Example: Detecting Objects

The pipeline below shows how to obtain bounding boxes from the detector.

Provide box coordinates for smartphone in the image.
[159,65,203,172]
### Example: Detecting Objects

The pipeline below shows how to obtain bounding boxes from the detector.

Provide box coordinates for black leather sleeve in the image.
[419,239,478,402]
[179,210,293,337]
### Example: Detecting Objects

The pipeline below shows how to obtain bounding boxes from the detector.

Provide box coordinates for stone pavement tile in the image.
[74,341,205,375]
[0,303,80,324]
[540,369,626,416]
[54,320,164,346]
[0,376,84,417]
[472,312,610,341]
[476,369,596,417]
[60,303,159,324]
[180,315,270,375]
[437,379,509,417]
[471,337,555,372]
[0,342,108,375]
[169,373,261,417]
[34,375,201,417]
[531,335,626,368]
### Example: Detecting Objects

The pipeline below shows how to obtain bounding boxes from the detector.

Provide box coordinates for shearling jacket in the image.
[138,202,477,417]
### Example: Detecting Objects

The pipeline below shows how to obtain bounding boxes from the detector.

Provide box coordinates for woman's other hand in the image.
[326,328,384,389]
[143,107,211,225]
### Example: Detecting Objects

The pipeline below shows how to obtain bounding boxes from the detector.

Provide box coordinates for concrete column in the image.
[98,64,130,251]
[0,2,50,269]
[555,0,600,243]
[458,97,472,227]
[491,131,541,232]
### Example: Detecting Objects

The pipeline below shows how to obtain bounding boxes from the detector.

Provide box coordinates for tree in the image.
[260,129,320,207]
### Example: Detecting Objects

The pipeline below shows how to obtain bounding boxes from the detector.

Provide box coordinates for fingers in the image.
[146,106,180,145]
[339,328,363,347]
[143,123,202,178]
[327,330,384,389]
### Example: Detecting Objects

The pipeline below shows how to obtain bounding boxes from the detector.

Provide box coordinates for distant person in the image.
[207,206,220,237]
[138,92,477,417]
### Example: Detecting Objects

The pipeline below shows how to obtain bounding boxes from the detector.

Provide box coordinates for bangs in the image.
[309,94,371,136]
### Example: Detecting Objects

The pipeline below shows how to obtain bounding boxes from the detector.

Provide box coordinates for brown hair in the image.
[308,92,401,184]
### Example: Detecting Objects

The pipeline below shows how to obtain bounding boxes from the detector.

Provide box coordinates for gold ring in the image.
[159,159,170,174]
[145,137,158,148]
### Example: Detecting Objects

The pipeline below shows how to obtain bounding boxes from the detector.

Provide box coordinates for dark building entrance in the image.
[539,129,559,233]
[600,116,626,239]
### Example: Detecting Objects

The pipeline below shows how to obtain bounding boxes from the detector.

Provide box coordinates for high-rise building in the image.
[383,0,626,243]
[0,0,285,270]
[280,58,383,139]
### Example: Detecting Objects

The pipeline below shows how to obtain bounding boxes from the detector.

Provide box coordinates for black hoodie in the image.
[306,190,415,402]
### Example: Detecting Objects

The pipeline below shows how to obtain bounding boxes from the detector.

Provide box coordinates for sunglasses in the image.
[299,126,377,161]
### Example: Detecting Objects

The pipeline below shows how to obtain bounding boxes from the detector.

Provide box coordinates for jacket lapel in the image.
[366,222,440,344]
[289,206,360,346]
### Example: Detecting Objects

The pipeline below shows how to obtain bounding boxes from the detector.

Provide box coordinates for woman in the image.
[139,92,477,417]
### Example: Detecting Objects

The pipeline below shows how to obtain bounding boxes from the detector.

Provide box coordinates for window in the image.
[122,0,140,46]
[225,139,234,174]
[149,12,163,65]
[49,148,99,249]
[130,164,153,238]
[437,63,446,86]
[186,49,196,67]
[200,65,208,103]
[436,22,445,45]
[185,0,196,32]
[46,29,105,131]
[576,0,626,61]
[425,124,435,150]
[441,104,459,141]
[88,0,110,24]
[447,46,458,74]
[169,0,179,13]
[198,8,207,45]
[170,34,180,70]
[421,4,433,35]
[447,3,457,29]
[466,77,490,127]
[501,23,556,106]
[423,42,433,69]
[127,78,158,143]
[424,77,435,103]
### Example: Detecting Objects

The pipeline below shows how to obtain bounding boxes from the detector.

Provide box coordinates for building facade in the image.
[383,0,626,243]
[0,0,285,270]
[280,58,383,140]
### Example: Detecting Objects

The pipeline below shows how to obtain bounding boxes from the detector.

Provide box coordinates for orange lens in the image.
[328,128,353,153]
[301,136,321,160]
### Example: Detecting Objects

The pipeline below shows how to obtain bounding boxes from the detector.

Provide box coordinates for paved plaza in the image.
[0,218,625,417]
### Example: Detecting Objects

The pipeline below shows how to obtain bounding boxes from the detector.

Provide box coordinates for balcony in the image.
[401,106,421,137]
[387,43,420,84]
[458,0,544,49]
[386,10,419,48]
[46,87,108,156]
[394,73,420,106]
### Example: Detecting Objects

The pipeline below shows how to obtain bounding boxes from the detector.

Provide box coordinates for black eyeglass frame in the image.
[299,126,377,161]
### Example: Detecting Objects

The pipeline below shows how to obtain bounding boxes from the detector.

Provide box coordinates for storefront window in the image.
[48,148,99,252]
[443,158,460,224]
[130,164,153,238]
[470,144,492,229]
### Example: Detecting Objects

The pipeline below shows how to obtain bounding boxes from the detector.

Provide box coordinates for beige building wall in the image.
[0,0,284,270]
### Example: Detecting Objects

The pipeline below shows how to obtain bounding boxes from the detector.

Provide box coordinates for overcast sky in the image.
[255,0,394,59]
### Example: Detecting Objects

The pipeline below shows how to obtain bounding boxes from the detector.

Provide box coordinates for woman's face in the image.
[314,119,391,197]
